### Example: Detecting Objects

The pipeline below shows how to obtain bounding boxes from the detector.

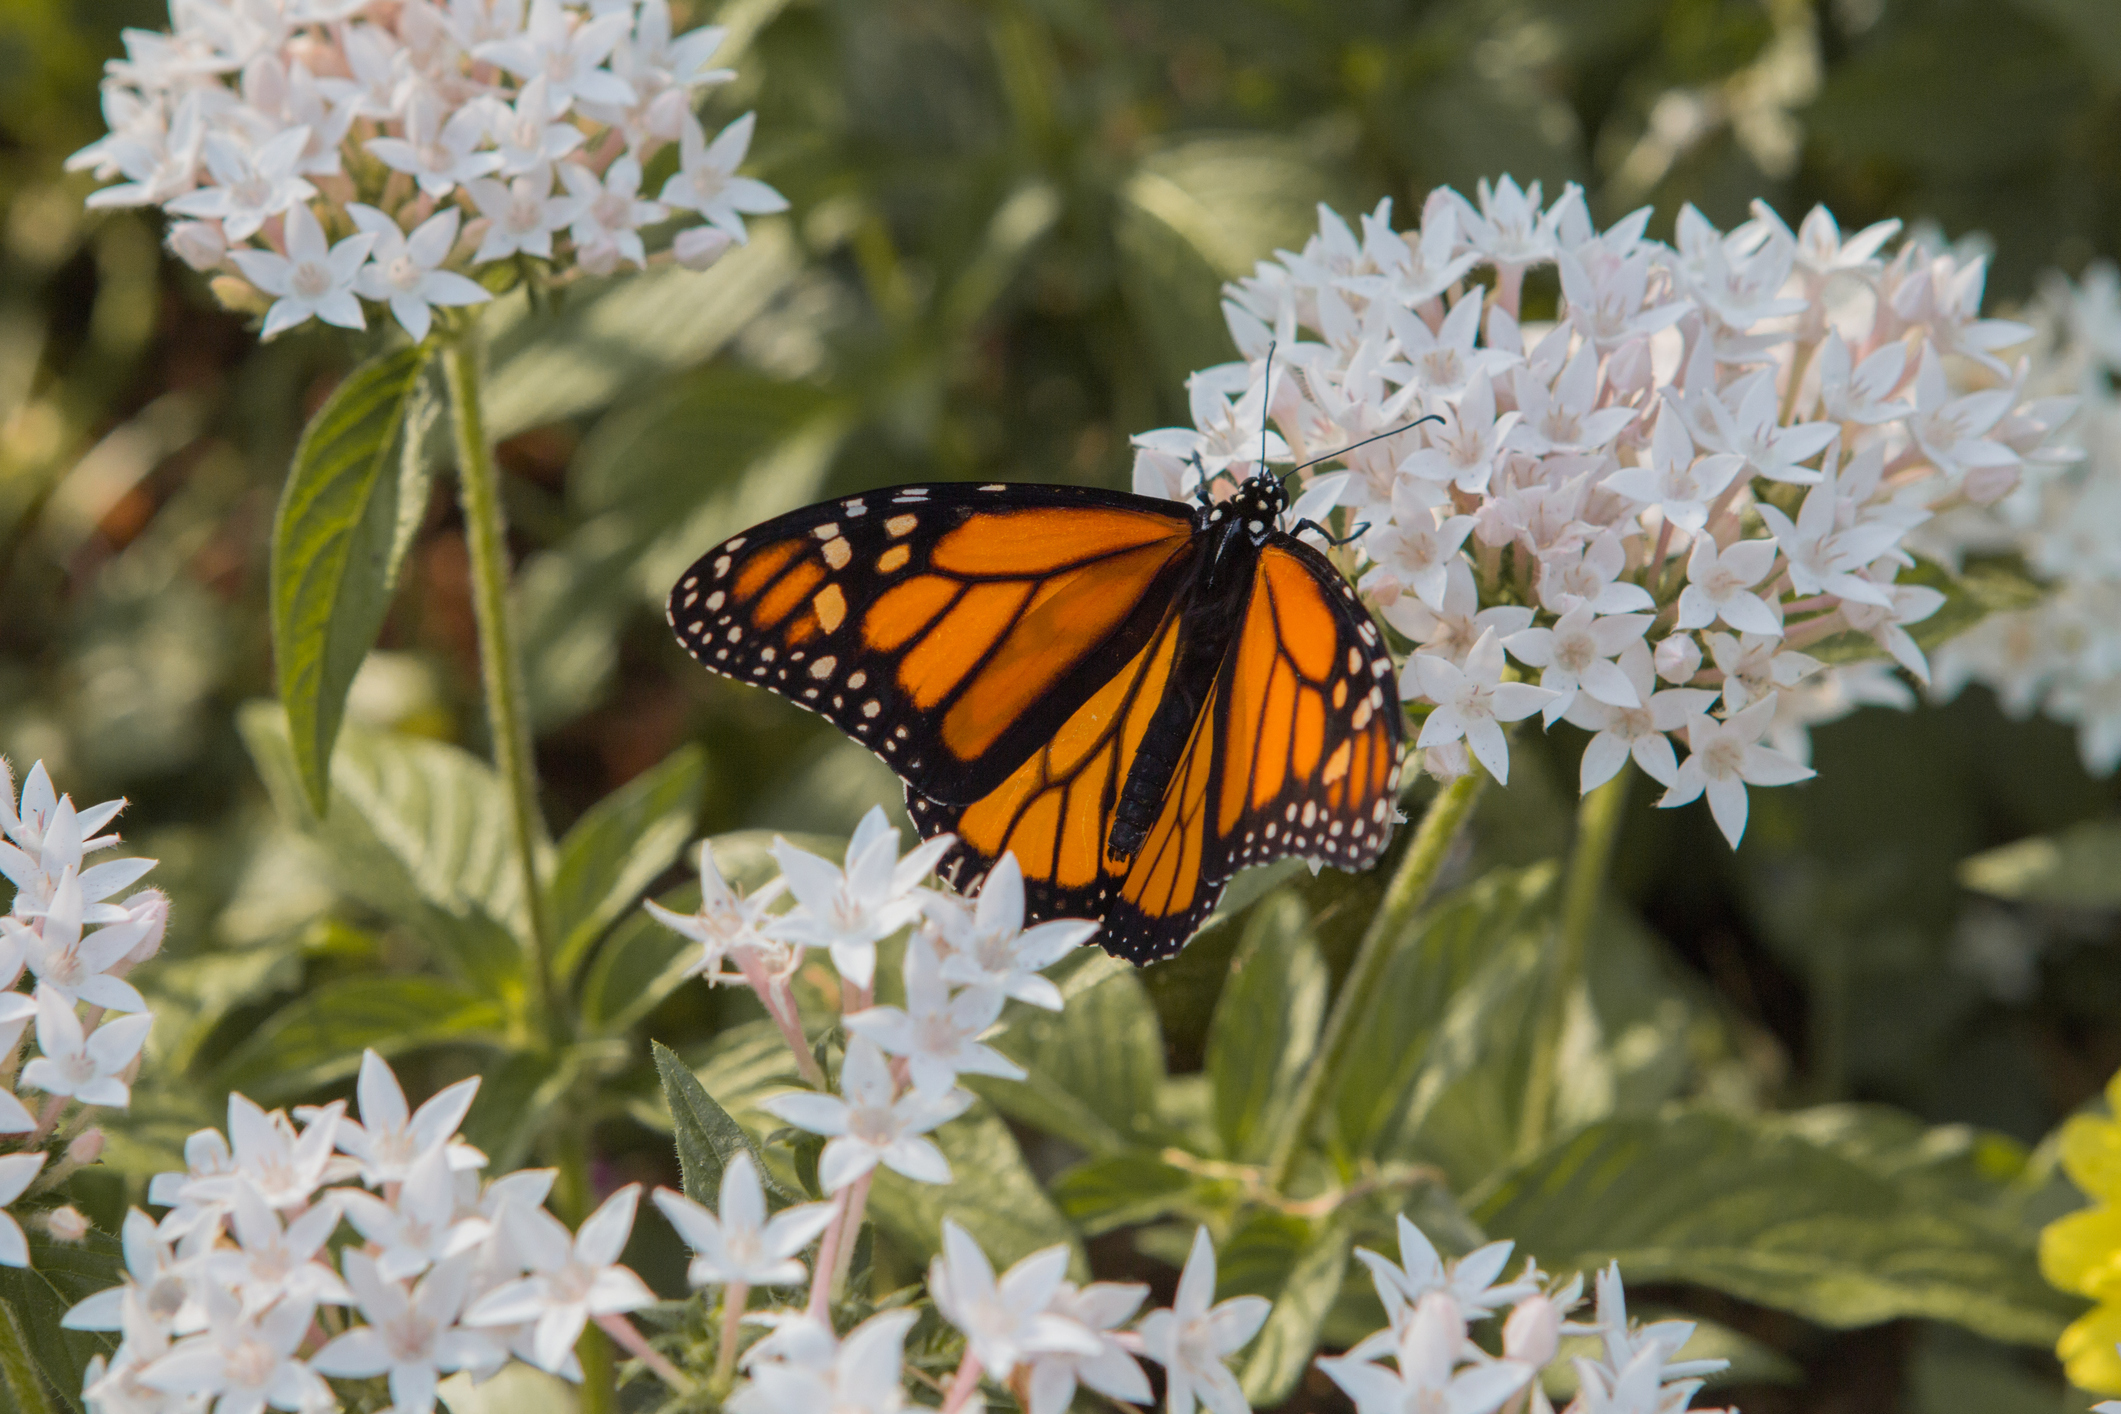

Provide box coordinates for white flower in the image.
[149,1126,239,1240]
[0,1153,47,1266]
[1405,629,1558,785]
[203,1093,344,1211]
[1362,484,1477,613]
[366,93,504,198]
[1394,369,1517,494]
[928,853,1094,1009]
[1378,558,1534,667]
[1573,1262,1727,1406]
[466,163,579,263]
[336,1049,484,1188]
[311,1251,504,1414]
[659,111,788,243]
[140,1288,331,1414]
[463,1184,655,1374]
[228,202,375,339]
[1450,175,1564,269]
[1384,292,1516,401]
[846,934,1024,1096]
[1754,470,1905,608]
[11,868,149,1012]
[730,1309,917,1414]
[19,985,151,1107]
[478,0,635,112]
[1674,533,1782,636]
[349,204,492,342]
[165,127,316,241]
[652,1152,836,1289]
[484,75,584,174]
[1815,330,1911,425]
[1838,564,1947,682]
[1603,404,1744,536]
[1503,607,1650,726]
[769,806,955,991]
[1680,360,1838,485]
[1136,1226,1270,1414]
[1506,345,1637,458]
[340,1144,492,1279]
[1320,1294,1530,1414]
[560,154,665,272]
[758,1035,969,1192]
[1566,643,1719,792]
[1027,1279,1153,1414]
[64,1209,197,1333]
[1658,698,1816,847]
[675,225,736,270]
[930,1222,1101,1382]
[208,1183,352,1315]
[1907,342,2018,483]
[1704,630,1822,713]
[1536,531,1656,617]
[644,840,787,983]
[1349,1216,1543,1333]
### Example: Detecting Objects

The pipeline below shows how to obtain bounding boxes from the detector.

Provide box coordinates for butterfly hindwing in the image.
[667,482,1195,803]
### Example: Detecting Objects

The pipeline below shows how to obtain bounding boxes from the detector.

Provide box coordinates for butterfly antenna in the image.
[1259,340,1276,474]
[1284,414,1445,480]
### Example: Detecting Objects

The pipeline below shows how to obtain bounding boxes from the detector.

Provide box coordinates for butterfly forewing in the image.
[666,482,1193,800]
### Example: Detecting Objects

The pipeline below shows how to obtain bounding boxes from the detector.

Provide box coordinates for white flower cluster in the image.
[1317,1217,1730,1414]
[72,1049,674,1413]
[1134,179,2077,846]
[648,807,1093,1197]
[1927,261,2121,772]
[68,0,785,340]
[0,761,166,1268]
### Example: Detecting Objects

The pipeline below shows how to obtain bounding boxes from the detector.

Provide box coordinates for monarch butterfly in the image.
[665,470,1405,963]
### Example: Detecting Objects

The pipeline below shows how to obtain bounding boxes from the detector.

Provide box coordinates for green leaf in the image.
[549,744,706,980]
[480,225,801,439]
[1333,864,1558,1158]
[458,1047,578,1173]
[216,975,506,1101]
[1206,893,1326,1163]
[1808,554,2045,668]
[653,1040,782,1207]
[1241,1225,1353,1407]
[1471,1109,2085,1345]
[1960,820,2121,909]
[239,702,540,988]
[0,1225,123,1411]
[577,886,697,1037]
[977,952,1167,1153]
[868,1099,1083,1272]
[270,346,439,815]
[1049,1152,1201,1236]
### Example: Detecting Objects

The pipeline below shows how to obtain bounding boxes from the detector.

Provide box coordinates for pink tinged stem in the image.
[940,1351,984,1414]
[1782,593,1839,616]
[806,1187,852,1321]
[1782,609,1851,652]
[714,1280,749,1392]
[736,951,825,1088]
[594,1314,694,1393]
[29,1094,66,1145]
[839,978,871,1015]
[1493,263,1526,320]
[832,1171,871,1296]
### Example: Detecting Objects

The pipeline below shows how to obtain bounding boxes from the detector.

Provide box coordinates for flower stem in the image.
[832,1170,870,1296]
[442,337,559,1031]
[1263,769,1486,1194]
[1516,771,1630,1160]
[714,1280,749,1393]
[807,1186,853,1321]
[940,1351,983,1414]
[596,1313,694,1392]
[574,1324,618,1414]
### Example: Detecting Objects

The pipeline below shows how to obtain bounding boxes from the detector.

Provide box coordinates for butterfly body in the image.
[667,473,1404,963]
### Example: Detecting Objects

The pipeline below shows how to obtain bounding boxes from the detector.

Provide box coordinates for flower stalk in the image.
[1263,768,1486,1194]
[1517,770,1630,1159]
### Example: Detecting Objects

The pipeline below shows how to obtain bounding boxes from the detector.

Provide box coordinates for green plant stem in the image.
[443,338,559,1032]
[553,1118,618,1414]
[0,1299,54,1414]
[1516,771,1630,1159]
[1263,770,1486,1194]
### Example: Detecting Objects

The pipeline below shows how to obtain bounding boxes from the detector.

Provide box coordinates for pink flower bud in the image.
[1606,338,1653,396]
[44,1205,90,1243]
[1654,632,1702,684]
[67,1129,105,1166]
[674,226,735,272]
[123,889,170,965]
[1503,1294,1560,1368]
[1963,458,2023,506]
[168,220,227,271]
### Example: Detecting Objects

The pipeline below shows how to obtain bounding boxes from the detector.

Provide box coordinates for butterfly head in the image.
[1204,472,1289,544]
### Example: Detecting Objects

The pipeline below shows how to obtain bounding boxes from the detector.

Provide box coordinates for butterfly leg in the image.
[1291,517,1370,548]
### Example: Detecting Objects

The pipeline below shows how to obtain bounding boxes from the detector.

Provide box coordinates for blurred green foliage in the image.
[5,0,2121,1409]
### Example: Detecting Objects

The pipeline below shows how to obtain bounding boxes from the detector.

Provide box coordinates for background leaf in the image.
[549,744,706,980]
[976,952,1168,1153]
[1206,892,1326,1163]
[215,975,506,1100]
[867,1099,1083,1273]
[653,1039,784,1208]
[1960,821,2121,909]
[269,345,437,814]
[0,1227,122,1412]
[1472,1109,2084,1345]
[1240,1224,1353,1407]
